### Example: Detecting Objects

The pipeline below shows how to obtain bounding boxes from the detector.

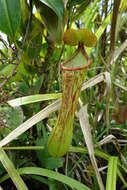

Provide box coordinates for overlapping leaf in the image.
[34,0,65,42]
[0,0,21,39]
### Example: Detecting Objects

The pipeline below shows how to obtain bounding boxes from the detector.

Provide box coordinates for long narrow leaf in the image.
[85,0,101,29]
[69,146,110,161]
[95,13,111,39]
[0,148,28,190]
[106,156,118,190]
[0,167,91,190]
[79,105,105,190]
[8,93,62,107]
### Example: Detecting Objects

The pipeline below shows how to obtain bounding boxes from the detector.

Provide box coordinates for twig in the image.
[0,0,33,89]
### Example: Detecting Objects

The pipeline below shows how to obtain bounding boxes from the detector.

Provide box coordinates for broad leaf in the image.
[20,0,43,40]
[39,0,64,19]
[34,0,65,42]
[36,137,62,170]
[0,0,21,39]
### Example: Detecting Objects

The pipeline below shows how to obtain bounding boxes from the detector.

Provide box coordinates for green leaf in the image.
[39,0,64,18]
[106,156,118,190]
[7,108,23,129]
[0,148,28,190]
[0,0,21,39]
[36,137,62,170]
[119,0,127,12]
[69,146,110,160]
[8,93,62,107]
[84,0,101,29]
[0,162,5,175]
[17,82,30,95]
[0,167,91,190]
[35,0,65,42]
[19,72,30,88]
[27,33,42,60]
[34,75,44,94]
[95,13,111,40]
[0,106,23,130]
[20,0,43,40]
[72,0,91,22]
[86,13,111,55]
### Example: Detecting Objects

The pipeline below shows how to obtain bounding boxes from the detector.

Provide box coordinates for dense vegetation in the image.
[0,0,127,189]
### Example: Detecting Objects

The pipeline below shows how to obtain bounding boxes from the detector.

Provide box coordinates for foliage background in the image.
[0,0,127,189]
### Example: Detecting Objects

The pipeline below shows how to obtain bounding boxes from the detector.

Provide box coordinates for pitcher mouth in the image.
[61,44,91,71]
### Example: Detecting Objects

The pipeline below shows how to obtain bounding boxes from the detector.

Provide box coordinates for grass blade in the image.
[0,167,91,190]
[79,105,105,190]
[106,156,118,190]
[8,93,62,107]
[0,148,28,190]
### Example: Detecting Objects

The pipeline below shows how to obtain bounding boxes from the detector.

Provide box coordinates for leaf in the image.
[8,93,62,107]
[0,167,91,190]
[19,72,30,88]
[34,0,65,42]
[39,0,64,21]
[106,156,118,190]
[84,0,101,29]
[95,13,111,40]
[0,0,21,39]
[72,0,91,22]
[0,148,28,190]
[0,59,27,83]
[27,33,42,60]
[0,106,23,130]
[20,0,44,40]
[7,108,23,129]
[36,137,62,170]
[79,105,105,190]
[119,0,127,12]
[17,82,30,95]
[34,75,44,94]
[0,99,61,148]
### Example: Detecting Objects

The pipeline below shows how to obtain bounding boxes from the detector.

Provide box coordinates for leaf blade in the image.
[0,0,21,39]
[106,156,118,190]
[0,149,28,190]
[8,93,62,107]
[0,167,91,190]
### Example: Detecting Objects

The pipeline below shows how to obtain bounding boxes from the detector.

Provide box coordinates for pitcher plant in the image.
[48,29,97,157]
